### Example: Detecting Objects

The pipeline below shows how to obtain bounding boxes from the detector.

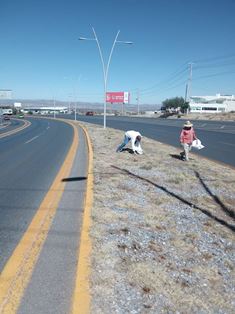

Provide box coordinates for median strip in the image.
[0,119,31,139]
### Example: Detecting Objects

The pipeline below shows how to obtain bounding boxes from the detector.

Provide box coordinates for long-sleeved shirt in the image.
[125,130,142,151]
[180,128,197,144]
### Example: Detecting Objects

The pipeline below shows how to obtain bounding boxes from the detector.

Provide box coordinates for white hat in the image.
[184,120,193,127]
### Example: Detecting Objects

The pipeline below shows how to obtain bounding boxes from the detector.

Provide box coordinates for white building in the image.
[189,94,235,113]
[22,106,68,114]
[14,102,22,109]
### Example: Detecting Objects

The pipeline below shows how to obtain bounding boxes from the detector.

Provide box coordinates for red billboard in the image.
[106,92,130,104]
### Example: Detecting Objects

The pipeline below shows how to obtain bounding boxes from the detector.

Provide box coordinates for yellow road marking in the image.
[0,121,78,313]
[71,123,93,314]
[0,119,31,139]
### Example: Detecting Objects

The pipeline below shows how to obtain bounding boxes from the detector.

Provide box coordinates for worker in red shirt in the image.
[180,121,197,161]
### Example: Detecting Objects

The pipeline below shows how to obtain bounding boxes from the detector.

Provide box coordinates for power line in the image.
[193,52,235,64]
[194,69,235,80]
[134,53,235,98]
[129,62,189,95]
[139,79,187,97]
[138,65,188,95]
[194,60,235,71]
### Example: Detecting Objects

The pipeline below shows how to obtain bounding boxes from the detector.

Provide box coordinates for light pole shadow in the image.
[112,165,235,233]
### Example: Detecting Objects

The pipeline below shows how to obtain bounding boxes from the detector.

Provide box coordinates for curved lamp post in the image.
[79,27,133,128]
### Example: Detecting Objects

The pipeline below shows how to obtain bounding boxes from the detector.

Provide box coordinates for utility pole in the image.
[184,83,188,103]
[184,62,193,114]
[186,62,193,102]
[185,63,194,114]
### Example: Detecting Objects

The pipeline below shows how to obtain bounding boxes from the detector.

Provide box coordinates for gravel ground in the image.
[166,112,235,121]
[81,122,235,314]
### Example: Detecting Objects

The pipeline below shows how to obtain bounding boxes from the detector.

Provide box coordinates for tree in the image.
[162,97,185,109]
[181,101,190,113]
[162,97,190,113]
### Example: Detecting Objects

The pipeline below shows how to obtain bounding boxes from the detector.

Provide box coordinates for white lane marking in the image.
[220,125,225,129]
[201,123,207,127]
[25,135,40,144]
[25,123,50,144]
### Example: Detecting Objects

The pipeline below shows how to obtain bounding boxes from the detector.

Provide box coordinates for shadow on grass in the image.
[194,170,235,220]
[112,165,235,233]
[120,148,135,154]
[170,154,182,161]
[62,176,87,182]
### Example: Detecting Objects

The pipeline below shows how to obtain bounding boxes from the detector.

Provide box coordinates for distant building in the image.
[14,102,22,109]
[0,90,13,99]
[190,94,235,113]
[0,106,13,115]
[22,106,68,114]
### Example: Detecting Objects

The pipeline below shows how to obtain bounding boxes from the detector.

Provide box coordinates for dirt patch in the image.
[81,122,235,314]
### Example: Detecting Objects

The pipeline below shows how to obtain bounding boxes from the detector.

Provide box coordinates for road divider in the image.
[0,119,31,139]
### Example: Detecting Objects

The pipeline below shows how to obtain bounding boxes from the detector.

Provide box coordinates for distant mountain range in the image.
[0,98,161,112]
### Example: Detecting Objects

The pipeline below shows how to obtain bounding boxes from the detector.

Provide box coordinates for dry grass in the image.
[80,122,235,314]
[169,112,235,121]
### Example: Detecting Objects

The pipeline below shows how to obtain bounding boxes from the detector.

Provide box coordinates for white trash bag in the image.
[134,141,143,154]
[135,147,143,154]
[192,139,205,150]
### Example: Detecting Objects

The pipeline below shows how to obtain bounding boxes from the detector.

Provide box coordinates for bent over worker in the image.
[116,130,143,154]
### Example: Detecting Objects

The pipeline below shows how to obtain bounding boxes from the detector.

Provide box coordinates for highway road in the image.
[0,117,89,313]
[62,114,235,168]
[0,117,24,134]
[0,118,73,270]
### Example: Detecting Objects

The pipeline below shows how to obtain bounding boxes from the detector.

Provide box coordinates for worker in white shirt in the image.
[116,130,143,154]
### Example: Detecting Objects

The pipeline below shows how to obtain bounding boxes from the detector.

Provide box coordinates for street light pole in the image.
[79,27,133,129]
[53,96,56,119]
[74,101,77,121]
[92,27,120,129]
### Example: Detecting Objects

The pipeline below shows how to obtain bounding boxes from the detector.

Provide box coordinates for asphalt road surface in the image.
[0,117,24,134]
[61,114,235,168]
[0,117,73,270]
[0,117,89,313]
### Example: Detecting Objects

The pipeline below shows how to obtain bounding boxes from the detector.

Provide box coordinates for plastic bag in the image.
[192,139,205,150]
[135,146,143,154]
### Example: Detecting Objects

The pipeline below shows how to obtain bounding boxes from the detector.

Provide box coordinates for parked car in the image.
[85,111,94,116]
[17,113,24,118]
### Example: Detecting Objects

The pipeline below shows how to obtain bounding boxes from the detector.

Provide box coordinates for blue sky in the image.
[0,0,235,105]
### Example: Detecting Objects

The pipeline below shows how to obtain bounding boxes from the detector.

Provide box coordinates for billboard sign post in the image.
[106,91,130,104]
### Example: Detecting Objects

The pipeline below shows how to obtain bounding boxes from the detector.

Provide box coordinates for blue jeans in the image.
[116,135,130,152]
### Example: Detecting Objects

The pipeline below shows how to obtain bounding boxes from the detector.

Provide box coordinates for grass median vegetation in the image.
[80,122,235,314]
